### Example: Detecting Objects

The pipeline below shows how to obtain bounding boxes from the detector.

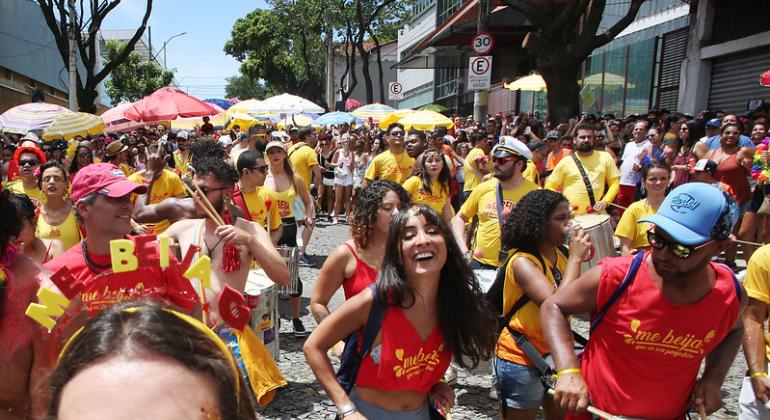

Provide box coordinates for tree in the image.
[224,75,274,100]
[502,0,647,123]
[224,4,327,108]
[36,0,153,113]
[103,40,173,104]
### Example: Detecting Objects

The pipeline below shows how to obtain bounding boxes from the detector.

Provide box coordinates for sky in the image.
[102,0,268,100]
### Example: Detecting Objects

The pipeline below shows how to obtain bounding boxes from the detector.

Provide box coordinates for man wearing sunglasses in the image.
[233,150,282,244]
[451,136,538,271]
[542,183,744,418]
[362,122,415,188]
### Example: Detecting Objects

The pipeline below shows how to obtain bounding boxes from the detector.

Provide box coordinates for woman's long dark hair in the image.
[501,190,568,255]
[47,301,256,419]
[678,120,704,154]
[419,148,451,195]
[376,205,497,369]
[68,146,92,175]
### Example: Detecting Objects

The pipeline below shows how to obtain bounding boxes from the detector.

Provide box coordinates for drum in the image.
[244,269,280,361]
[277,246,300,296]
[572,214,617,272]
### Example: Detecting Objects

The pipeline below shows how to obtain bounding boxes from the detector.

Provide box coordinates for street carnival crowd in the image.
[5,103,770,420]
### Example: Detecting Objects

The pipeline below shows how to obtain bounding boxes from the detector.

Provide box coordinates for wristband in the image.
[336,403,357,418]
[751,372,768,379]
[556,368,582,377]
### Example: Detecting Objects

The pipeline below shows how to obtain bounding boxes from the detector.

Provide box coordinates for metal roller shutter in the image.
[708,47,770,114]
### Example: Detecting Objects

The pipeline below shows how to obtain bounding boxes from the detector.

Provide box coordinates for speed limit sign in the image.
[471,32,494,55]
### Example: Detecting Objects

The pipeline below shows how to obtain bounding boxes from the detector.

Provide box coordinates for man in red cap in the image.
[5,137,46,202]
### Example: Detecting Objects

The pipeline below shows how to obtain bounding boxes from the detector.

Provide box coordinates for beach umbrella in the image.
[100,101,135,127]
[42,112,104,140]
[397,110,454,131]
[228,99,266,115]
[761,69,770,87]
[582,72,634,88]
[0,102,72,134]
[313,111,363,126]
[351,103,396,124]
[275,113,316,129]
[203,98,234,110]
[418,103,449,113]
[260,93,325,114]
[123,87,219,122]
[505,74,547,92]
[378,109,415,129]
[344,98,364,111]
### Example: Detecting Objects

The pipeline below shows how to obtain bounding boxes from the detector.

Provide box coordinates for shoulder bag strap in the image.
[570,153,596,207]
[590,251,645,333]
[231,189,252,222]
[358,284,386,360]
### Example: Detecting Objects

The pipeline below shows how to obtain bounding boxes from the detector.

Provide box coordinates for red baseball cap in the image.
[70,163,148,203]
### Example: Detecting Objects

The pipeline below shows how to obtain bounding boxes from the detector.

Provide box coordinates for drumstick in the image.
[193,183,226,226]
[697,404,707,420]
[609,202,628,210]
[734,239,765,247]
[184,183,224,227]
[546,389,620,420]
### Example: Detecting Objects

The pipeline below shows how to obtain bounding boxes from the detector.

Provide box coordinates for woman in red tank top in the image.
[305,205,497,419]
[310,181,412,324]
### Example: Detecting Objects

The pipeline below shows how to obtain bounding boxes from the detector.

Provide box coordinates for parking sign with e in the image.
[468,56,492,90]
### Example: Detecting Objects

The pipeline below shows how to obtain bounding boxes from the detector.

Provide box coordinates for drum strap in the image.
[231,185,253,222]
[495,182,508,265]
[571,153,596,207]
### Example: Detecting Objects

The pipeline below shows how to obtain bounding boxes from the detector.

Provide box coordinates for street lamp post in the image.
[152,32,187,69]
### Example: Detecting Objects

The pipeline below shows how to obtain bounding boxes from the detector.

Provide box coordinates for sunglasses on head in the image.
[19,158,39,167]
[646,227,713,259]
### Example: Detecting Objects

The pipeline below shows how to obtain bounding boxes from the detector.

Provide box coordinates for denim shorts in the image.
[493,356,546,410]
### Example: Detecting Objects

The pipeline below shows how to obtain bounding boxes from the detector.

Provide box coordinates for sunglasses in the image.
[197,186,230,195]
[252,165,269,174]
[19,158,40,167]
[646,228,713,259]
[390,131,404,136]
[78,152,91,158]
[493,156,519,165]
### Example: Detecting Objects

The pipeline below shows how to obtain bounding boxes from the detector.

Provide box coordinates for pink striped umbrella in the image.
[0,102,72,134]
[100,101,135,126]
[124,87,219,122]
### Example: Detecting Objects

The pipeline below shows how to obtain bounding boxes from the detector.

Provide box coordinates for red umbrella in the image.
[345,98,364,111]
[124,87,219,122]
[761,69,770,87]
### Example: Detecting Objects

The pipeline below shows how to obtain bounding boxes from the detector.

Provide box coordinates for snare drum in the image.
[244,269,280,361]
[572,214,618,271]
[277,246,300,296]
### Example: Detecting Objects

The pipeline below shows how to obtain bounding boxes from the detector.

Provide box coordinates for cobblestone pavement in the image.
[257,220,746,419]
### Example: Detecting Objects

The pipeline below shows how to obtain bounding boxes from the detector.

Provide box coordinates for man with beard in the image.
[362,123,415,187]
[163,157,290,404]
[451,136,539,270]
[542,183,744,418]
[172,130,193,178]
[405,129,427,174]
[463,132,494,200]
[104,139,132,176]
[545,124,619,215]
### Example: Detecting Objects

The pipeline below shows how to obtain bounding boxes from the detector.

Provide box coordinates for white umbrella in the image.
[259,93,325,114]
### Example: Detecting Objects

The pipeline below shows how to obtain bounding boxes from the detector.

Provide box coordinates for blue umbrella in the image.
[203,98,234,110]
[313,111,363,126]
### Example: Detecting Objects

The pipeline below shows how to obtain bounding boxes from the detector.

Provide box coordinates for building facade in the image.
[333,40,399,108]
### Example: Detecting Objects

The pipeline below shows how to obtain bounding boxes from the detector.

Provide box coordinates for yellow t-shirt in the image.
[239,186,282,231]
[287,142,319,190]
[173,150,192,178]
[545,151,620,215]
[614,199,656,250]
[463,147,492,191]
[522,160,540,185]
[743,244,770,361]
[265,184,296,219]
[460,178,539,267]
[496,250,569,366]
[5,179,44,202]
[35,210,81,251]
[128,169,185,233]
[118,163,134,177]
[364,150,414,185]
[402,176,448,215]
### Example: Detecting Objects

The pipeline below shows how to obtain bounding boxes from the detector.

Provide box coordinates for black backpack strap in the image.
[571,153,596,207]
[590,251,644,333]
[358,285,385,361]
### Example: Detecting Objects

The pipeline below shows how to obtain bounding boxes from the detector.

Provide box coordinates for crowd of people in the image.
[1,103,770,419]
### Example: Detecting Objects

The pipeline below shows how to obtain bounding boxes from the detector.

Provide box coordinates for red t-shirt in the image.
[44,241,198,314]
[356,307,451,393]
[569,253,740,419]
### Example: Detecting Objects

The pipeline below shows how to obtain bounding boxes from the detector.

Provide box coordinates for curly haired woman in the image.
[495,189,591,419]
[310,180,412,325]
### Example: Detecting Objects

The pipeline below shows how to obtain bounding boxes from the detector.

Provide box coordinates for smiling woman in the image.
[304,205,497,420]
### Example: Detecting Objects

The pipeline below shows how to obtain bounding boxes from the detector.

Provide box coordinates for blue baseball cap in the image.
[639,183,738,245]
[706,118,722,128]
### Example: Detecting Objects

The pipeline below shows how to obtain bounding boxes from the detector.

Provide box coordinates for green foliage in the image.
[104,40,174,105]
[224,75,274,100]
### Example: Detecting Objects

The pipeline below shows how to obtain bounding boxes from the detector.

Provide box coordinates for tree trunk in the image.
[357,45,373,103]
[538,57,582,124]
[369,30,386,103]
[78,84,98,114]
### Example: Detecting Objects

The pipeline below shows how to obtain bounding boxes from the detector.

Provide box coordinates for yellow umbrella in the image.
[379,109,414,129]
[276,114,315,129]
[582,72,634,88]
[225,112,266,130]
[352,103,396,124]
[397,110,454,131]
[504,74,547,92]
[42,112,104,140]
[228,99,266,115]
